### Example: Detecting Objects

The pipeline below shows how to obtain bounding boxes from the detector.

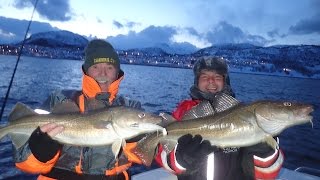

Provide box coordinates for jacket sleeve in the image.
[14,127,61,174]
[155,99,199,174]
[127,99,142,109]
[253,138,284,179]
[154,144,184,174]
[242,137,284,179]
[115,95,143,110]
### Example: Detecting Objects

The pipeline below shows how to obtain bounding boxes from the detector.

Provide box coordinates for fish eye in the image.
[283,102,292,106]
[138,113,146,118]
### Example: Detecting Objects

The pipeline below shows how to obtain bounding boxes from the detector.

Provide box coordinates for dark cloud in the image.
[289,13,320,35]
[13,0,72,21]
[113,20,124,29]
[0,16,59,44]
[107,25,197,53]
[185,27,201,37]
[267,29,279,38]
[206,21,268,46]
[140,26,176,40]
[126,21,140,29]
[107,25,176,49]
[13,0,32,8]
[267,29,286,38]
[113,20,140,29]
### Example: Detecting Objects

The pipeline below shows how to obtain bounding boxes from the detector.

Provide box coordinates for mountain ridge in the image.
[1,30,319,78]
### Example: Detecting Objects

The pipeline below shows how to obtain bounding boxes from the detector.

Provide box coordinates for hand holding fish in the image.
[40,123,64,137]
[175,134,215,172]
[28,126,63,162]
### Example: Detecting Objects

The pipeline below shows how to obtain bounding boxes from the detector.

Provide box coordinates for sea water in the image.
[0,55,319,179]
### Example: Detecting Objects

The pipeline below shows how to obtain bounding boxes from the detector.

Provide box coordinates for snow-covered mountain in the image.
[193,43,320,77]
[195,43,319,65]
[154,42,198,54]
[1,30,319,78]
[22,30,88,47]
[3,31,89,59]
[119,47,168,57]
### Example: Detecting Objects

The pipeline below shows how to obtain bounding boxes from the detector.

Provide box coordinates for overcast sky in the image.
[0,0,319,49]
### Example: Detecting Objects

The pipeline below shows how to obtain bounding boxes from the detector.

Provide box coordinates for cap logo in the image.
[94,57,116,64]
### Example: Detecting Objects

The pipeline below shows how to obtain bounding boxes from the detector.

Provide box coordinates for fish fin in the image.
[51,101,80,114]
[265,135,279,150]
[182,100,215,120]
[8,102,37,122]
[238,110,257,127]
[112,139,124,158]
[212,93,240,113]
[9,133,29,149]
[159,139,176,153]
[94,121,113,129]
[0,127,7,140]
[131,132,161,166]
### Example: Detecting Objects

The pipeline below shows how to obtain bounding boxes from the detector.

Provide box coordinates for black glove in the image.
[175,134,215,171]
[29,127,62,162]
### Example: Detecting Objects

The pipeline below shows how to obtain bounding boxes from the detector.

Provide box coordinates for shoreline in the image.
[1,54,319,80]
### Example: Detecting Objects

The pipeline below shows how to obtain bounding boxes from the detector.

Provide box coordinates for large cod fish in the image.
[131,100,314,166]
[0,102,164,156]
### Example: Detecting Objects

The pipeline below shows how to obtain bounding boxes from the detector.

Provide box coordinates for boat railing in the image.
[295,166,320,177]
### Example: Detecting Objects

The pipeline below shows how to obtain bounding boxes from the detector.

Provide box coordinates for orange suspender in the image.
[78,94,85,113]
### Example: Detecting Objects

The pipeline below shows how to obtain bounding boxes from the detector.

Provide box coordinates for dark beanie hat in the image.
[193,56,229,85]
[83,39,120,72]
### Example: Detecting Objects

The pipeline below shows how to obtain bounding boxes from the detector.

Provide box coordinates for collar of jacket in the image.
[81,71,124,104]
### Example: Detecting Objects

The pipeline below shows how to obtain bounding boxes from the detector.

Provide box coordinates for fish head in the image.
[254,100,314,135]
[110,107,165,138]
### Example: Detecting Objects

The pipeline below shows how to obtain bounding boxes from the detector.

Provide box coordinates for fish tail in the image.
[0,126,9,140]
[131,132,161,166]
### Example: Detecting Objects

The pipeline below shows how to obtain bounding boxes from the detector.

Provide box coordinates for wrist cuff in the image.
[169,145,186,174]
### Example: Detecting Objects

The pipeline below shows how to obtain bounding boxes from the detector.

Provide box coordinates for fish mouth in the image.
[152,116,168,126]
[296,105,314,119]
[130,123,164,132]
[304,105,314,114]
[294,105,314,126]
[158,118,172,127]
